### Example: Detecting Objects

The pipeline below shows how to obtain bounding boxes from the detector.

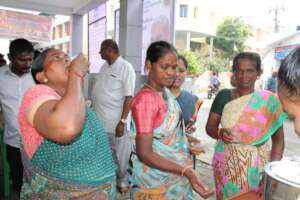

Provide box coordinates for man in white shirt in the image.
[91,39,136,193]
[0,38,35,195]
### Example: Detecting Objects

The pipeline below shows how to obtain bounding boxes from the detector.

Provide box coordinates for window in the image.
[64,42,70,54]
[194,6,199,18]
[64,22,70,36]
[58,24,63,38]
[180,5,188,18]
[52,27,56,40]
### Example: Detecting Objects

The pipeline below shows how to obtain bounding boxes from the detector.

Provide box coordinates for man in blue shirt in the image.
[264,71,278,93]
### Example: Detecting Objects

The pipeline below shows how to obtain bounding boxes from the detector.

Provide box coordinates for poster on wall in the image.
[88,3,106,73]
[114,9,120,45]
[88,3,106,23]
[141,0,175,74]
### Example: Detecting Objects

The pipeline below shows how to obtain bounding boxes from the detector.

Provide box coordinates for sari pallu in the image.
[212,90,287,200]
[130,89,194,200]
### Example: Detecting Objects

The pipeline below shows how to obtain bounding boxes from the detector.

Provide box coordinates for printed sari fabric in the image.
[19,85,117,199]
[130,88,194,200]
[212,90,287,200]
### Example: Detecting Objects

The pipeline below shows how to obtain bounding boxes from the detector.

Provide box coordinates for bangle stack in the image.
[181,165,193,176]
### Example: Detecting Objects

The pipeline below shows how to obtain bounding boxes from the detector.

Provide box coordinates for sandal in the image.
[117,186,130,195]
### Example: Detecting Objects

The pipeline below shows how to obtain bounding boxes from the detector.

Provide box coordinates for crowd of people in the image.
[0,37,299,200]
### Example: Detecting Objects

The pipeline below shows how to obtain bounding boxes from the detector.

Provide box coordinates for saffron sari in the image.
[130,88,194,199]
[212,90,287,200]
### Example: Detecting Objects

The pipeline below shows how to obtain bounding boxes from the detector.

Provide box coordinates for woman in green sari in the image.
[18,49,116,199]
[206,52,287,200]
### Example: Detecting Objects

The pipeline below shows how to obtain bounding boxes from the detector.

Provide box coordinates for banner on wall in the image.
[0,9,52,42]
[114,9,120,45]
[88,3,106,73]
[141,0,175,74]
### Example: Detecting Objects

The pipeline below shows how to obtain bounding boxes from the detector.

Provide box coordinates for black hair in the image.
[9,38,34,57]
[0,53,6,67]
[34,50,41,59]
[278,47,300,96]
[146,41,177,63]
[101,39,119,53]
[31,48,53,84]
[178,55,188,69]
[232,52,261,72]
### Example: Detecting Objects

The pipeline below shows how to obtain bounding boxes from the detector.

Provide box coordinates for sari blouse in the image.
[131,87,167,135]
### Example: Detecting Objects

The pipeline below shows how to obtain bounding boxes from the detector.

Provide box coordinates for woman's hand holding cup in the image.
[69,53,89,77]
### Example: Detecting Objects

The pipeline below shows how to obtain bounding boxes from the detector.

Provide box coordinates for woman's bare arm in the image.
[270,126,284,161]
[32,54,88,144]
[205,112,221,140]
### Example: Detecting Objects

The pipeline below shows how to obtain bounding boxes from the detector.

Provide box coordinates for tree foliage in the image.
[180,50,231,75]
[213,17,253,58]
[180,50,202,75]
[199,56,230,73]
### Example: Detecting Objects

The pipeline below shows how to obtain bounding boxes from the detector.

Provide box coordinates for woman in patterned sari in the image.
[130,41,214,199]
[18,49,117,199]
[206,52,287,200]
[169,55,204,168]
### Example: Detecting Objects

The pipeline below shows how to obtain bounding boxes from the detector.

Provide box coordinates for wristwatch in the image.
[120,118,127,124]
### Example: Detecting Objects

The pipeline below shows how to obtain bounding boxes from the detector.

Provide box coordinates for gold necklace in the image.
[144,83,163,96]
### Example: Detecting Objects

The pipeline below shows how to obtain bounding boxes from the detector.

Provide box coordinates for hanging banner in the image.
[88,3,107,73]
[114,9,120,45]
[0,9,52,42]
[275,44,300,60]
[141,0,175,74]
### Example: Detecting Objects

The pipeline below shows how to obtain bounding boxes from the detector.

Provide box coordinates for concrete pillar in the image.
[119,0,145,91]
[186,31,191,51]
[70,14,87,97]
[71,14,83,56]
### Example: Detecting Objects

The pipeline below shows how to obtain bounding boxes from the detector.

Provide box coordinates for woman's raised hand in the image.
[69,53,89,77]
[221,128,241,143]
[185,168,214,198]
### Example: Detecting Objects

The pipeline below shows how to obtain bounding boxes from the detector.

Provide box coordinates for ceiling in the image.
[0,0,106,15]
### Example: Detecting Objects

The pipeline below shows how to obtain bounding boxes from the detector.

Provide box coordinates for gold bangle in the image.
[181,165,193,176]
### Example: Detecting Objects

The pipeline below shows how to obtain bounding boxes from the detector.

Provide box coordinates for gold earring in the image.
[44,79,48,83]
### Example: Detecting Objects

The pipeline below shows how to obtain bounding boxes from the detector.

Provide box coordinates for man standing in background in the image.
[0,38,35,196]
[264,70,278,93]
[0,53,7,67]
[91,39,136,194]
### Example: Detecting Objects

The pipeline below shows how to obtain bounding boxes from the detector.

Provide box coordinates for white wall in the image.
[0,39,10,61]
